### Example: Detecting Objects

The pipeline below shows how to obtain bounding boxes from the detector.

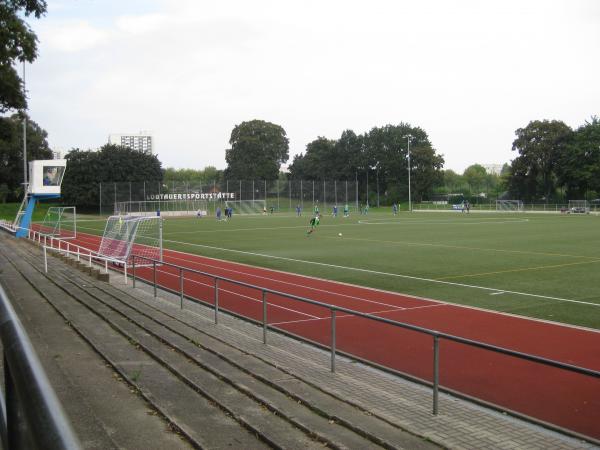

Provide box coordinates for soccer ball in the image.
[338,233,343,237]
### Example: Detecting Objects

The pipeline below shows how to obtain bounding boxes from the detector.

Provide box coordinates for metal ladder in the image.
[13,187,29,229]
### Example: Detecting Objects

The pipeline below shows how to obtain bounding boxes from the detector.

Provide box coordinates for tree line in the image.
[507,118,600,202]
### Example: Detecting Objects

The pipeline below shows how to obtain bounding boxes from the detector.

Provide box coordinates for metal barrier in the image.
[129,255,600,417]
[0,284,81,450]
[31,228,129,284]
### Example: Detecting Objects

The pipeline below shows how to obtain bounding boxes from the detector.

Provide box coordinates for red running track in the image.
[53,231,600,441]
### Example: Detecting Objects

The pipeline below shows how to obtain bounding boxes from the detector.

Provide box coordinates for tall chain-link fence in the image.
[99,180,382,216]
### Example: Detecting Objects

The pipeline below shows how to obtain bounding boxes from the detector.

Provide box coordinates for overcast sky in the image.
[26,0,599,173]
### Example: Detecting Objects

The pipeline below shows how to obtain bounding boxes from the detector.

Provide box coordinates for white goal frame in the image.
[495,200,524,212]
[97,215,163,267]
[568,200,590,214]
[221,199,266,215]
[39,206,77,239]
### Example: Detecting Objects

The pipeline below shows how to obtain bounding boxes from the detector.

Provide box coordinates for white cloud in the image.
[115,13,167,35]
[27,0,600,172]
[39,20,111,52]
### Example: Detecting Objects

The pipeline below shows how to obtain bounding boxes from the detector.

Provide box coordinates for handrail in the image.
[28,227,130,284]
[0,283,81,450]
[129,253,600,419]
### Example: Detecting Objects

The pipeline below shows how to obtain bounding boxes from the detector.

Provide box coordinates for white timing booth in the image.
[14,159,67,237]
[28,159,67,195]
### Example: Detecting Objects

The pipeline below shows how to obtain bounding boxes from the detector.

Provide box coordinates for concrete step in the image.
[7,236,430,449]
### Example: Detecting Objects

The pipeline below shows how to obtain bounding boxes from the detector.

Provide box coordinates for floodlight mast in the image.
[405,135,413,212]
[22,60,27,187]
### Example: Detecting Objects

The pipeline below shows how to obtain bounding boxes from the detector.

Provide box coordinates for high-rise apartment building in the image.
[108,131,153,154]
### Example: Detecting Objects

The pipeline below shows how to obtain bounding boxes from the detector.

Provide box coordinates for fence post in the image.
[105,259,108,273]
[77,246,80,262]
[153,261,157,297]
[132,256,136,288]
[214,278,219,324]
[262,290,267,344]
[180,268,184,309]
[433,335,440,415]
[88,253,92,267]
[331,309,336,373]
[44,245,47,272]
[123,263,127,284]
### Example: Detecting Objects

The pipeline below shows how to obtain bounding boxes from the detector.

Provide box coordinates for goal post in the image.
[39,206,77,239]
[98,215,163,266]
[568,200,590,214]
[495,200,524,212]
[220,199,266,215]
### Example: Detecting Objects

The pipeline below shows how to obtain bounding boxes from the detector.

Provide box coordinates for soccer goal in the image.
[568,200,590,214]
[97,215,163,266]
[115,199,209,217]
[495,200,524,212]
[39,207,77,239]
[221,199,266,215]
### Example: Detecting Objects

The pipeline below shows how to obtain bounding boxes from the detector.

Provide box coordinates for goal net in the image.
[115,199,209,217]
[97,215,163,266]
[39,207,77,239]
[568,200,590,214]
[495,200,524,212]
[221,199,266,215]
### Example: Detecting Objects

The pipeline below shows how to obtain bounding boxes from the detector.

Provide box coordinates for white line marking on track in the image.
[162,238,600,309]
[401,304,447,311]
[151,267,321,319]
[162,252,423,311]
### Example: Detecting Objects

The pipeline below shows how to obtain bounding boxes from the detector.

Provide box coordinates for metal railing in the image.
[129,254,600,418]
[27,228,130,284]
[0,283,81,450]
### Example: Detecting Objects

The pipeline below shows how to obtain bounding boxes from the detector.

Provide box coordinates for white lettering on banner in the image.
[144,192,237,201]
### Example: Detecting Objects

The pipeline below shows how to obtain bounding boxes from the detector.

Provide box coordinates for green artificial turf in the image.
[68,209,600,330]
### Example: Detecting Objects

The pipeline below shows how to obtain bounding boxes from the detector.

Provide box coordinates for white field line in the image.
[63,230,600,333]
[357,218,530,225]
[162,252,422,311]
[150,266,321,320]
[75,221,595,261]
[162,238,600,309]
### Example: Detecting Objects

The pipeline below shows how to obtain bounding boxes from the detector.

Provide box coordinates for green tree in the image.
[61,144,163,208]
[164,166,222,183]
[0,0,47,112]
[510,120,573,201]
[363,123,442,203]
[225,120,289,180]
[463,164,487,194]
[409,144,445,202]
[289,130,363,181]
[556,116,600,198]
[441,170,465,194]
[0,113,51,200]
[288,137,337,180]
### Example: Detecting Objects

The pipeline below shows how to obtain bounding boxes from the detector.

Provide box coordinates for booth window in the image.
[42,166,65,186]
